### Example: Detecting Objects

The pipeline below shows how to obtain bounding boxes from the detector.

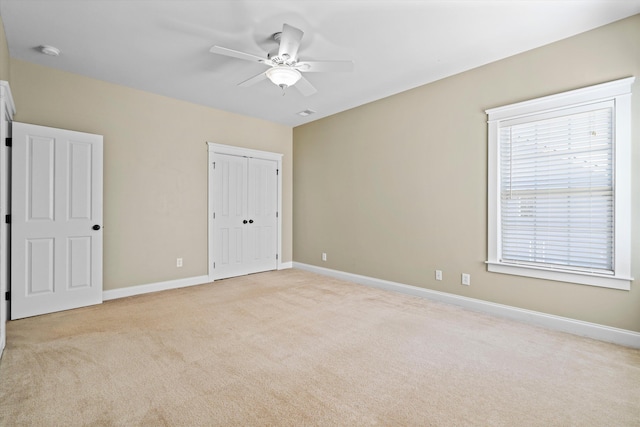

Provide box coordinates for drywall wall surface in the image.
[11,59,292,290]
[0,15,9,82]
[293,15,640,331]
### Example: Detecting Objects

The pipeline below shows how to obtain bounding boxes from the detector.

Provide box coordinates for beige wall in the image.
[0,15,9,82]
[10,59,292,290]
[293,15,640,332]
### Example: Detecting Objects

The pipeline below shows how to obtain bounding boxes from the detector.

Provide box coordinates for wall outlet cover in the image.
[462,273,470,286]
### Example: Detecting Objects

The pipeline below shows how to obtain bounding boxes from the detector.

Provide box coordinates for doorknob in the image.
[249,220,254,224]
[92,225,101,230]
[243,220,248,224]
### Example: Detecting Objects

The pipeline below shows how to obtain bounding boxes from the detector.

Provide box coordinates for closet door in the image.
[245,157,278,274]
[209,143,282,281]
[212,153,248,279]
[212,153,278,280]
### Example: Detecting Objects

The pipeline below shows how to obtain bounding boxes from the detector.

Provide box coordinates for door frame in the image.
[207,142,283,281]
[0,81,15,359]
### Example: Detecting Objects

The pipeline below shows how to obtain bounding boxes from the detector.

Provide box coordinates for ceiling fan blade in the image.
[210,46,267,64]
[278,24,303,61]
[294,76,317,97]
[296,60,354,73]
[238,71,268,87]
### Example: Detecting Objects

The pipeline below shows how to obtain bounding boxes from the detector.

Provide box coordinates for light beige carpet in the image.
[0,269,638,426]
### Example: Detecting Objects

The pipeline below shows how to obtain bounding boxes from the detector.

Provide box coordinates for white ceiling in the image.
[1,1,639,127]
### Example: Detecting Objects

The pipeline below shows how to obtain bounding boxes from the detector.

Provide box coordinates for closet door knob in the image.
[92,225,101,231]
[249,219,254,224]
[243,220,248,224]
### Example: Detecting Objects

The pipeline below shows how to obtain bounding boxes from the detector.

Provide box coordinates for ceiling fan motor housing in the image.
[268,50,296,66]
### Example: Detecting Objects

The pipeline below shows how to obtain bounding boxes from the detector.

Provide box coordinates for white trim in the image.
[207,142,283,281]
[0,81,16,118]
[279,261,293,270]
[102,263,292,301]
[103,275,210,301]
[486,77,635,120]
[0,81,14,360]
[293,262,640,349]
[207,143,283,161]
[486,262,632,291]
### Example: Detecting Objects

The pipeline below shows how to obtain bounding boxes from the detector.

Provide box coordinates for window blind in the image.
[499,104,614,274]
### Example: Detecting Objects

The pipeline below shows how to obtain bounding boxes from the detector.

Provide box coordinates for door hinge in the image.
[5,137,11,147]
[276,254,278,260]
[276,212,278,218]
[5,291,9,301]
[213,162,215,169]
[213,262,216,269]
[4,214,9,224]
[276,169,279,175]
[213,212,215,219]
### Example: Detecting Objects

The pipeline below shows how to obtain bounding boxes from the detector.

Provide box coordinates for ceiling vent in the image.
[297,109,316,117]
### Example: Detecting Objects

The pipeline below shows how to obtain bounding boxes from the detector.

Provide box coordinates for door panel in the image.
[27,238,54,294]
[28,135,55,220]
[12,122,103,319]
[68,236,91,288]
[69,141,93,220]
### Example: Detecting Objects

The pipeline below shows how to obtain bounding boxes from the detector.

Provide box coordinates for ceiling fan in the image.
[209,23,354,96]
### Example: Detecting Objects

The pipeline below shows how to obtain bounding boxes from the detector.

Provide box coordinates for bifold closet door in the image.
[212,153,278,279]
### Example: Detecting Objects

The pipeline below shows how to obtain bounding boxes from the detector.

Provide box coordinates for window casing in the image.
[486,78,634,290]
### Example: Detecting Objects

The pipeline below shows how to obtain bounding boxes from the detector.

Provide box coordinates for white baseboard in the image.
[293,262,640,349]
[103,275,210,301]
[279,261,293,270]
[102,264,293,301]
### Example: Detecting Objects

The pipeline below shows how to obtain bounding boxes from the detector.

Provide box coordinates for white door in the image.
[11,122,103,319]
[212,153,248,279]
[246,157,278,274]
[212,153,278,279]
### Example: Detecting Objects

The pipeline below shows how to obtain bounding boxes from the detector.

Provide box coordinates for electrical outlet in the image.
[322,252,327,262]
[461,273,470,286]
[177,258,183,268]
[435,270,442,281]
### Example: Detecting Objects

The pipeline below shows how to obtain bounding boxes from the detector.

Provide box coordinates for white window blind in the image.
[499,102,614,274]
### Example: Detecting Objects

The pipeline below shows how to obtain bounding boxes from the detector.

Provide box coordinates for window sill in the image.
[486,261,632,291]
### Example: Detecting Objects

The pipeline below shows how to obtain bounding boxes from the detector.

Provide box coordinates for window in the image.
[486,78,634,290]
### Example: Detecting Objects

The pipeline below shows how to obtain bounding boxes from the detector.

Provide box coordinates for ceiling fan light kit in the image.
[210,23,353,97]
[266,66,301,88]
